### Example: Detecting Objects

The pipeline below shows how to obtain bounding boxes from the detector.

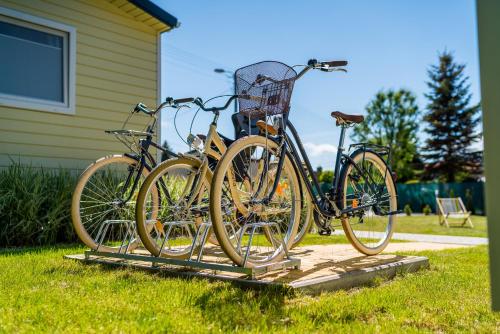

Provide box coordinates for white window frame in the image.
[0,7,76,115]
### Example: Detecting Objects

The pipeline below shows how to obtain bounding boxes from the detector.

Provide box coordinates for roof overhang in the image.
[127,0,179,30]
[108,0,179,32]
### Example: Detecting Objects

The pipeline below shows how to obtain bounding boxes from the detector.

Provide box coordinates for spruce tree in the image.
[422,51,481,182]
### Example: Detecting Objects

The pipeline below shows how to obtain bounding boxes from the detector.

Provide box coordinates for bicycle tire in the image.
[210,135,301,267]
[338,150,397,255]
[71,155,158,252]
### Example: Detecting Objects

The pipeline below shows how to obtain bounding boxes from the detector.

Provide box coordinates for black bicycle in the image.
[71,98,190,253]
[209,59,398,267]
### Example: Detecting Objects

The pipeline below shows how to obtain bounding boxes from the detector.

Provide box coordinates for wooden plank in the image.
[77,64,156,91]
[0,119,118,144]
[0,115,158,145]
[77,54,156,81]
[0,130,126,153]
[76,95,152,115]
[126,7,144,17]
[0,155,90,169]
[77,86,156,107]
[77,75,156,101]
[0,107,143,132]
[0,142,116,161]
[119,3,137,12]
[77,33,156,63]
[77,43,156,74]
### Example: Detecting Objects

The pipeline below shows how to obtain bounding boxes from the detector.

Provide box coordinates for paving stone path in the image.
[332,230,488,246]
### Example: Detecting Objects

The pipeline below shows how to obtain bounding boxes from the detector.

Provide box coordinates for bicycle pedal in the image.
[318,227,333,236]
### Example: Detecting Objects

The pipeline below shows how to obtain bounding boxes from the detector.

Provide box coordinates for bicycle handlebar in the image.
[174,97,195,104]
[134,58,348,116]
[134,102,154,116]
[307,58,348,69]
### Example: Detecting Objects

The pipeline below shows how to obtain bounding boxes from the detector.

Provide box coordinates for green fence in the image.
[316,181,485,215]
[396,182,485,215]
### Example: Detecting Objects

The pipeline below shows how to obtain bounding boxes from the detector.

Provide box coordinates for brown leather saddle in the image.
[331,111,364,126]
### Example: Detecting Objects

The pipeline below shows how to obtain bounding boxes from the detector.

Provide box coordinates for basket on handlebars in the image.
[235,61,297,119]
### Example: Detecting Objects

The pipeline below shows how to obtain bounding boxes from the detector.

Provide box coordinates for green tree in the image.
[422,51,482,182]
[161,140,174,161]
[351,89,420,182]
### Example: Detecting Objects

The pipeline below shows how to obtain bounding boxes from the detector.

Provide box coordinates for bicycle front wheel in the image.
[136,156,212,258]
[71,155,158,253]
[210,135,301,267]
[339,150,397,255]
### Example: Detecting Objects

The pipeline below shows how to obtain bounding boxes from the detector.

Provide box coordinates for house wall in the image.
[0,0,159,169]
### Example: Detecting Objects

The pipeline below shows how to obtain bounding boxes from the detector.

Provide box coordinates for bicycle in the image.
[71,99,183,253]
[209,59,398,267]
[135,95,313,258]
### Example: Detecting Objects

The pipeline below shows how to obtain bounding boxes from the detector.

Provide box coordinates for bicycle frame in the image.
[115,121,177,205]
[258,117,393,219]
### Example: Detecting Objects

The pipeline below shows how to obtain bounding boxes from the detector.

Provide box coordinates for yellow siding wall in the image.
[0,0,159,169]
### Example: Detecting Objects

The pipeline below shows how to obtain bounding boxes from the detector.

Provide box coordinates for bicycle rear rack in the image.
[77,219,300,279]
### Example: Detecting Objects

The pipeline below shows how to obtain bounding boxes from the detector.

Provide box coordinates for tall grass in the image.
[0,163,78,247]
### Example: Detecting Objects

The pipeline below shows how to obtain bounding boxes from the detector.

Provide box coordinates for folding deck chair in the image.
[436,197,474,228]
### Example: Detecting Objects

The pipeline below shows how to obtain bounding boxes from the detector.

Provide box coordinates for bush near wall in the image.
[0,163,78,247]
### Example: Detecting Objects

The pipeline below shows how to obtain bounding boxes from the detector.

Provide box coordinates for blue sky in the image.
[155,0,480,169]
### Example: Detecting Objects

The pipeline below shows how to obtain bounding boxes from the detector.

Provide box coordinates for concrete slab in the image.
[65,243,430,295]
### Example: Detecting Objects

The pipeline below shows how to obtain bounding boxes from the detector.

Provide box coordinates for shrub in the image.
[404,204,412,216]
[318,170,334,184]
[0,163,78,247]
[423,204,432,216]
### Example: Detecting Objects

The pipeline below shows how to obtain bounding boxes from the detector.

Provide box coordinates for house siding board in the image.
[77,54,156,81]
[77,65,156,91]
[0,0,160,169]
[0,106,145,132]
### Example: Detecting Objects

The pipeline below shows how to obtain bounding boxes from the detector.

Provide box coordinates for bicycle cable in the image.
[189,94,234,135]
[173,105,191,147]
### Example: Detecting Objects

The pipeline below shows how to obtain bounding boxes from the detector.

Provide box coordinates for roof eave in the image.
[128,0,180,30]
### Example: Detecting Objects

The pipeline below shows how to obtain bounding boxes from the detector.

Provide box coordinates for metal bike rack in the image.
[77,220,301,279]
[95,219,137,254]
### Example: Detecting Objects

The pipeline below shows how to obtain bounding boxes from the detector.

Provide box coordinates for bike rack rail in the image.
[71,219,301,279]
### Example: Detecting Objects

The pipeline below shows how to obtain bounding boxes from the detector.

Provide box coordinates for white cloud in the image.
[303,142,337,156]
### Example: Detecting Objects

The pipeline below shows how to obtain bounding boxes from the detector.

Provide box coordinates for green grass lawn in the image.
[392,215,487,237]
[0,245,497,333]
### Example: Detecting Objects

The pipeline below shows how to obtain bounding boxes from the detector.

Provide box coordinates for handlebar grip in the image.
[307,59,318,67]
[173,97,195,104]
[134,102,152,115]
[322,60,348,67]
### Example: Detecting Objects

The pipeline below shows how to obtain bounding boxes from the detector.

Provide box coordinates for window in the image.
[0,7,75,114]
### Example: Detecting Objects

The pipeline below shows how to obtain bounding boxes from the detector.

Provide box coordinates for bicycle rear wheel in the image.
[71,155,158,253]
[210,135,301,267]
[339,150,397,255]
